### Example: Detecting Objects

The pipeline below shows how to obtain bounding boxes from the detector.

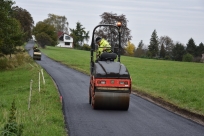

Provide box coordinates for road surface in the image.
[26,41,204,136]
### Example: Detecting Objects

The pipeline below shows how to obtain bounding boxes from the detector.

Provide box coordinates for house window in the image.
[65,36,70,40]
[65,42,70,45]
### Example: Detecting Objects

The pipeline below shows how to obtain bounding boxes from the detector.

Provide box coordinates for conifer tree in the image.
[186,38,196,56]
[148,30,159,57]
[160,43,166,58]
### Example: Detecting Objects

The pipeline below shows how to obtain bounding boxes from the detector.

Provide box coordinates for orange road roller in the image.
[89,22,132,110]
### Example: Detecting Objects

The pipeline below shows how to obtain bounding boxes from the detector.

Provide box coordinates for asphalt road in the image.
[26,41,204,136]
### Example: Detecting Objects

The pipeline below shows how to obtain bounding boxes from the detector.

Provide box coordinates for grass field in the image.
[0,53,67,136]
[41,46,204,116]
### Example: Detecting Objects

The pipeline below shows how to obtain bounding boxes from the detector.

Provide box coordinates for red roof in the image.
[57,31,64,38]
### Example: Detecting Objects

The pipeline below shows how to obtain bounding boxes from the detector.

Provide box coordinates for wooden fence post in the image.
[28,79,33,110]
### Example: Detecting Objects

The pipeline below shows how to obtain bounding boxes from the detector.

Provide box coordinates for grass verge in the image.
[0,52,67,136]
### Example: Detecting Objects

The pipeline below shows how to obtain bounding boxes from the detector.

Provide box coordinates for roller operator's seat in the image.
[100,52,117,61]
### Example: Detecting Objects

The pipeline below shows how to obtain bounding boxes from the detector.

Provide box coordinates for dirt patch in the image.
[132,90,204,126]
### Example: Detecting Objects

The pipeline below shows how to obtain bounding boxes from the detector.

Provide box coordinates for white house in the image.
[56,32,73,48]
[32,35,36,42]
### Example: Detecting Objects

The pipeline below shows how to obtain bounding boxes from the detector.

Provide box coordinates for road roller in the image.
[33,47,41,60]
[89,22,132,110]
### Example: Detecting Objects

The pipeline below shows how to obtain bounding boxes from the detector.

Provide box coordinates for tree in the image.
[0,0,24,56]
[186,38,196,56]
[43,14,69,33]
[160,43,166,58]
[96,12,132,53]
[35,32,52,48]
[182,53,193,62]
[32,21,57,47]
[125,41,135,56]
[12,6,34,42]
[69,22,89,48]
[135,40,146,57]
[195,42,204,57]
[159,36,174,57]
[172,42,185,61]
[0,0,14,55]
[148,30,159,57]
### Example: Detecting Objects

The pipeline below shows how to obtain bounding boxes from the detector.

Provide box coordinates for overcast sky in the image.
[14,0,204,47]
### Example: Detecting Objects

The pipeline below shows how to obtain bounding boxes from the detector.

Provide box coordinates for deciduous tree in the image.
[43,14,69,33]
[96,12,132,54]
[32,21,57,47]
[12,6,34,42]
[125,41,135,56]
[0,0,24,56]
[159,36,174,57]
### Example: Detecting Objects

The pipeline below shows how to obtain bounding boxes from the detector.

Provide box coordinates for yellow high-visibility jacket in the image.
[96,38,111,56]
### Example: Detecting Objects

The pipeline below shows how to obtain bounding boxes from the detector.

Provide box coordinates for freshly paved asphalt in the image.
[26,41,204,136]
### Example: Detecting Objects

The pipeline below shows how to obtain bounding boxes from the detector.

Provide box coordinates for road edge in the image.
[132,90,204,126]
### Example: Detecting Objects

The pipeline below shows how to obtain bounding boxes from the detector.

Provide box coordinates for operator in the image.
[95,37,112,59]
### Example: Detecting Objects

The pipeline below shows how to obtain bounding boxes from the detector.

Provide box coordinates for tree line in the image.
[32,12,131,52]
[1,1,203,63]
[129,29,204,62]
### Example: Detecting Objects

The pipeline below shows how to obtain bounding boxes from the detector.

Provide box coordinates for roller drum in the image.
[92,92,130,110]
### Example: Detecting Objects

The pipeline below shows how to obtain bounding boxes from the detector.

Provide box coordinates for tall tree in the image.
[69,22,89,48]
[96,12,132,50]
[0,0,24,56]
[125,41,135,56]
[148,29,159,57]
[138,40,144,49]
[43,14,69,33]
[135,40,145,57]
[12,6,34,42]
[172,42,185,61]
[160,43,166,58]
[195,42,204,57]
[0,0,14,55]
[186,38,196,56]
[159,36,174,57]
[32,21,57,48]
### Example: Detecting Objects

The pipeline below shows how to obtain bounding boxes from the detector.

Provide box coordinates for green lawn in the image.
[0,55,67,136]
[41,46,204,115]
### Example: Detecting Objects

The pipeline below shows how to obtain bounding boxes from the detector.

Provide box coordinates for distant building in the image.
[201,54,204,63]
[56,32,73,48]
[32,35,36,42]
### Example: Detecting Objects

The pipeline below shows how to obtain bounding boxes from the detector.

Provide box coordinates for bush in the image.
[164,55,172,60]
[0,57,8,70]
[182,53,193,62]
[0,52,32,70]
[81,44,91,51]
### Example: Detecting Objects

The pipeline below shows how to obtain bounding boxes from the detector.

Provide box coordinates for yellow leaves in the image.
[125,41,135,56]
